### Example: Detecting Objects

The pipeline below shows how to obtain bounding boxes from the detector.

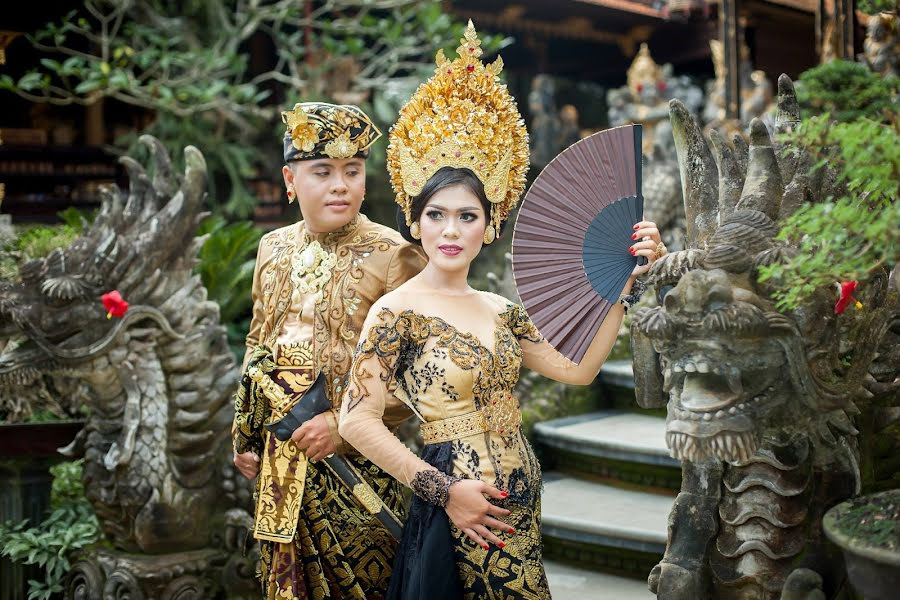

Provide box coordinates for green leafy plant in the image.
[795,60,898,122]
[0,460,101,600]
[858,0,897,14]
[758,112,899,310]
[194,215,263,358]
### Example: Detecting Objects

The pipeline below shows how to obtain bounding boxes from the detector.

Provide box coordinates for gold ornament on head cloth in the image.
[282,104,321,152]
[387,20,529,240]
[323,130,359,160]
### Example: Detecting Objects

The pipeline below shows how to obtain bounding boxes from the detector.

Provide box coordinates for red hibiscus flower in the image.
[102,290,129,319]
[834,281,863,315]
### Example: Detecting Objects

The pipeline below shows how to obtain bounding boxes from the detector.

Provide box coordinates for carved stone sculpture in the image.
[528,74,562,169]
[863,12,898,78]
[607,44,703,252]
[0,137,255,598]
[630,77,899,599]
[705,40,775,138]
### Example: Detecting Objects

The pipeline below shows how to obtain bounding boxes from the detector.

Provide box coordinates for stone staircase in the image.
[537,360,680,599]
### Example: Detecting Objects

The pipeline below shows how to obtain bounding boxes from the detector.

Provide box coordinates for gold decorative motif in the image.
[282,104,321,152]
[483,390,521,437]
[291,240,337,305]
[655,241,668,260]
[483,224,496,245]
[248,365,298,414]
[352,481,383,514]
[278,341,315,367]
[324,130,359,159]
[421,410,490,444]
[387,20,529,237]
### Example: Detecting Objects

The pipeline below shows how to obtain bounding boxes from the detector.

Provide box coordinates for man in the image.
[232,102,426,599]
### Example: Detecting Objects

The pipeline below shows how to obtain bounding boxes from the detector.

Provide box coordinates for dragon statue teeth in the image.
[629,76,899,600]
[0,136,255,597]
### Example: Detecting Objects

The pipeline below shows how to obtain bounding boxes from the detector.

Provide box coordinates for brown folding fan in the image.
[511,124,643,363]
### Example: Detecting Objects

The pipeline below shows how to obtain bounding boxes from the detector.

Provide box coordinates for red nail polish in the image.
[631,233,638,240]
[629,248,635,255]
[500,491,508,498]
[499,542,505,548]
[483,544,489,550]
[633,224,640,230]
[508,528,516,534]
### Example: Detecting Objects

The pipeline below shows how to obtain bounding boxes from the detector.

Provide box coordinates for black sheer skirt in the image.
[387,441,462,600]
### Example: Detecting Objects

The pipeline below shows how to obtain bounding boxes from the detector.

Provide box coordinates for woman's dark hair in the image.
[396,167,507,245]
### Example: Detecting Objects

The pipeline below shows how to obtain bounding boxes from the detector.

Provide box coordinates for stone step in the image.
[545,559,655,599]
[535,411,681,490]
[541,472,674,577]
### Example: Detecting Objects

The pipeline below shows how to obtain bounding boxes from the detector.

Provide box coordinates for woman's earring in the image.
[286,184,296,203]
[483,225,496,245]
[409,222,421,240]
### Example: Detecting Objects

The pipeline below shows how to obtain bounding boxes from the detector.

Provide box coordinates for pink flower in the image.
[102,290,129,319]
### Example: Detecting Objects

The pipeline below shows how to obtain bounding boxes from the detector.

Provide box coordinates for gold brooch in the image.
[291,240,337,305]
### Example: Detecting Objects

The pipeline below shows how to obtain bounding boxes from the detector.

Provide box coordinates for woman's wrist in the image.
[411,469,462,507]
[617,277,646,313]
[621,275,637,296]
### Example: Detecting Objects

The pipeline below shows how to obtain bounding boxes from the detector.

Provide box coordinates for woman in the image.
[338,22,664,599]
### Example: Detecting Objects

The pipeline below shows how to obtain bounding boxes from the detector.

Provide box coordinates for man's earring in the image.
[286,184,296,203]
[409,222,421,240]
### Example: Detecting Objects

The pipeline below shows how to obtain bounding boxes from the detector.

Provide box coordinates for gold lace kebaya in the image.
[387,20,529,244]
[339,286,622,599]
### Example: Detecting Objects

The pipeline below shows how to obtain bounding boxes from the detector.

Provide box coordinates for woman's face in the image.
[418,184,486,272]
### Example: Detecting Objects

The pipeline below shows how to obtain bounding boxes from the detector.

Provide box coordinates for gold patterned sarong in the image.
[254,344,316,543]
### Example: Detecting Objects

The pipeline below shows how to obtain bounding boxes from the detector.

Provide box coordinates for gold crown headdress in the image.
[626,44,663,94]
[387,21,529,244]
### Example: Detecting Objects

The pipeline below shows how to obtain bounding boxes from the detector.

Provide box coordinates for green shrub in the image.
[195,216,263,358]
[759,113,899,310]
[0,460,101,600]
[796,60,898,123]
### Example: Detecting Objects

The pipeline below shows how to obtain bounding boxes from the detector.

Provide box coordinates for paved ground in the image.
[545,560,655,599]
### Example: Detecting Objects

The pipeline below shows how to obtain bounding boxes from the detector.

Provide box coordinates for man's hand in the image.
[291,413,337,462]
[233,451,260,479]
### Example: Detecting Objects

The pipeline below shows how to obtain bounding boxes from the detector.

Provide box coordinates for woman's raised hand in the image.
[445,479,514,549]
[629,220,664,278]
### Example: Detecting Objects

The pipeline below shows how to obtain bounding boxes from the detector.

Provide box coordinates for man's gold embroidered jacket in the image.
[232,214,424,542]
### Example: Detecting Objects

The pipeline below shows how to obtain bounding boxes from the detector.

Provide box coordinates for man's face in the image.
[283,158,366,233]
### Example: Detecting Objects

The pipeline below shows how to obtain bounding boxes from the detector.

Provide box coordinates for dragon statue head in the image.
[631,76,897,470]
[0,137,246,560]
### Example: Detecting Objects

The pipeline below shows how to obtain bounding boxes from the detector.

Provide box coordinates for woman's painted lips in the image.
[438,245,462,256]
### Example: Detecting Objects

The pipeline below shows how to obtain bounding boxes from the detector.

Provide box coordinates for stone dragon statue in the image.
[0,137,255,598]
[630,77,899,599]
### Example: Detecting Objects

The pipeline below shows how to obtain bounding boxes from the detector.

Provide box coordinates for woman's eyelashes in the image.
[424,210,479,222]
